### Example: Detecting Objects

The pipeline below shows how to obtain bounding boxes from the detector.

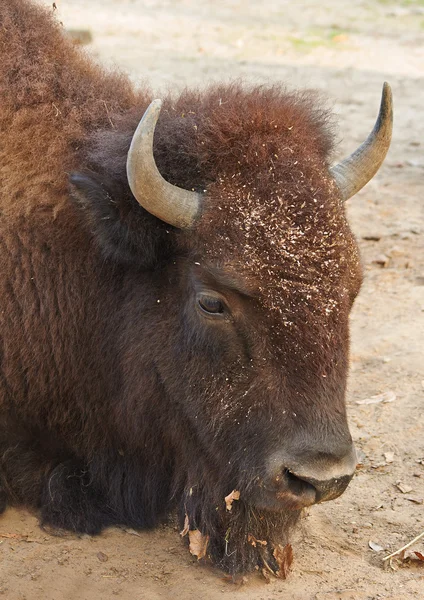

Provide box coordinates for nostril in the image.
[285,469,354,503]
[282,468,317,502]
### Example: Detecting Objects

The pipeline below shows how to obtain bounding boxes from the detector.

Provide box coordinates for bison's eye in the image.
[197,293,225,316]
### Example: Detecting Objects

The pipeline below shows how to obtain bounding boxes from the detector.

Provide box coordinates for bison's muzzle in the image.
[255,443,357,511]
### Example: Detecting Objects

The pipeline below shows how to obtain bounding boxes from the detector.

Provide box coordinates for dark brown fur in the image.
[0,0,362,575]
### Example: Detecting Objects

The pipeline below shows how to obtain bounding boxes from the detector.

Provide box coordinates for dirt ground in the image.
[1,1,423,599]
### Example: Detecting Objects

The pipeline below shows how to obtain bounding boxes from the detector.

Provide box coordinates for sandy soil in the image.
[1,1,423,599]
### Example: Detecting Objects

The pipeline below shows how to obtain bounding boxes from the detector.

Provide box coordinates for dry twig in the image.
[383,530,424,561]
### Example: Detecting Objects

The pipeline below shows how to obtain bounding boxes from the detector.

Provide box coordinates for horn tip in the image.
[380,82,393,126]
[382,81,392,101]
[143,98,163,122]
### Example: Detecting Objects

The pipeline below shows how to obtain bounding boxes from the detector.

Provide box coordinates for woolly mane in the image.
[0,1,334,213]
[0,0,140,215]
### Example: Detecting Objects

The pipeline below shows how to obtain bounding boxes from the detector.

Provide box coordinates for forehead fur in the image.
[155,83,334,188]
[198,171,360,335]
[161,85,361,338]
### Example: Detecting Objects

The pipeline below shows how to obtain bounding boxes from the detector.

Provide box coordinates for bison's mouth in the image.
[248,467,354,512]
[250,472,317,512]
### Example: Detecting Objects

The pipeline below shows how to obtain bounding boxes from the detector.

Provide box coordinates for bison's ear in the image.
[69,172,105,209]
[69,172,174,268]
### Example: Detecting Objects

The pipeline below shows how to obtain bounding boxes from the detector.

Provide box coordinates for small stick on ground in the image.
[383,530,424,561]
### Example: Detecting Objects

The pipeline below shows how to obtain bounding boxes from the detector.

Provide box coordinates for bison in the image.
[0,0,392,576]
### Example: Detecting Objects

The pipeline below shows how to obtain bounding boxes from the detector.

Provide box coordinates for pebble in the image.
[372,254,389,267]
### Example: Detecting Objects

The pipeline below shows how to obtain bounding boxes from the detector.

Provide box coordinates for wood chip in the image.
[369,540,384,552]
[247,534,267,547]
[396,482,413,494]
[356,391,396,405]
[0,533,28,541]
[123,528,141,537]
[273,544,293,579]
[188,530,209,560]
[397,549,424,563]
[406,497,423,505]
[383,530,424,561]
[384,452,394,464]
[224,490,240,511]
[180,514,190,537]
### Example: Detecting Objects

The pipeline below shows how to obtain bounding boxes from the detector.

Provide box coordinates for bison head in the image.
[71,83,392,573]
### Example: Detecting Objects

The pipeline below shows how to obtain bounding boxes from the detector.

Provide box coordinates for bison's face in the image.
[165,166,362,513]
[73,86,390,526]
[120,86,390,518]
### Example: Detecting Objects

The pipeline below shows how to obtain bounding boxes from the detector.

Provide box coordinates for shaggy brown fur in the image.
[0,0,362,576]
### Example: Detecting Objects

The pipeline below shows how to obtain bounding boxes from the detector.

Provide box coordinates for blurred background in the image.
[54,0,424,86]
[48,0,423,179]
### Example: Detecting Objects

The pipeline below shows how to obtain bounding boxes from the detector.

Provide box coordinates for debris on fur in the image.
[224,489,240,511]
[273,544,293,579]
[180,514,190,537]
[258,543,293,581]
[180,510,294,577]
[180,513,209,561]
[188,529,210,560]
[247,533,267,547]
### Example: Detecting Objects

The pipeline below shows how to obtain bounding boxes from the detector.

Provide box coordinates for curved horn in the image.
[126,99,202,228]
[330,82,393,201]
